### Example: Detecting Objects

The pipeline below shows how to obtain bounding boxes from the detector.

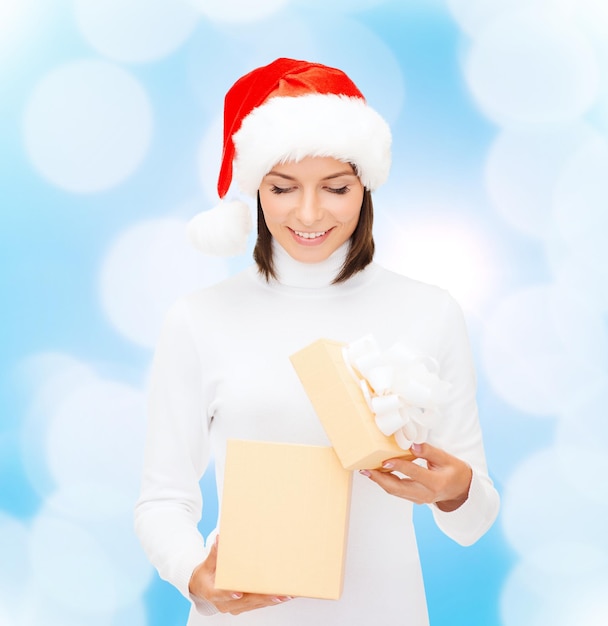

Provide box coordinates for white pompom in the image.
[187,200,253,256]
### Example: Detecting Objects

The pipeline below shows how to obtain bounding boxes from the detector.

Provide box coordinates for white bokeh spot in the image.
[375,209,498,313]
[74,0,200,63]
[13,358,155,622]
[464,9,599,126]
[19,353,98,497]
[46,379,146,496]
[448,0,577,37]
[485,122,601,237]
[0,514,30,613]
[554,133,608,270]
[501,448,608,558]
[546,227,608,314]
[481,284,608,415]
[29,512,118,612]
[292,0,391,12]
[187,0,288,23]
[24,59,152,193]
[100,217,230,348]
[501,556,608,626]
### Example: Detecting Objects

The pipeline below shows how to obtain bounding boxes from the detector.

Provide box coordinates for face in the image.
[258,156,364,264]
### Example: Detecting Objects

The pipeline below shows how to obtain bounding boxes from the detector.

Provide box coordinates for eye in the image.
[270,185,292,194]
[327,186,349,195]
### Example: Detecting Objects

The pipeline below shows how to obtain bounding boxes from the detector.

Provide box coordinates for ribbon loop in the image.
[343,336,451,450]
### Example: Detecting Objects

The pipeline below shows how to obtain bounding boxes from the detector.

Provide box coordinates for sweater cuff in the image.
[429,469,499,546]
[190,593,219,616]
[171,546,219,616]
[182,531,220,616]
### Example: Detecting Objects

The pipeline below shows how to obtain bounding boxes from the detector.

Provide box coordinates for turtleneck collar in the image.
[272,240,348,288]
[249,241,377,297]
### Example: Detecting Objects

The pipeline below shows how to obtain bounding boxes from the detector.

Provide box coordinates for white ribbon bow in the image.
[342,335,451,450]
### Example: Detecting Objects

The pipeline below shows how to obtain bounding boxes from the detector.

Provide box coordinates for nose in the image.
[295,190,323,226]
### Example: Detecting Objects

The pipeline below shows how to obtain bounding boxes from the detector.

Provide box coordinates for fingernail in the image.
[411,443,422,454]
[382,461,394,469]
[231,592,242,599]
[359,469,371,477]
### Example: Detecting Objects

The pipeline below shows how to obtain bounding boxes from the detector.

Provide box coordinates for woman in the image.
[135,58,499,625]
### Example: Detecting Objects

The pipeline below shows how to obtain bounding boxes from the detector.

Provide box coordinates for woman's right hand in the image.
[188,537,293,615]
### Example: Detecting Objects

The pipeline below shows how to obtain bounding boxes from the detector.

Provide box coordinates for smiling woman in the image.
[135,58,499,626]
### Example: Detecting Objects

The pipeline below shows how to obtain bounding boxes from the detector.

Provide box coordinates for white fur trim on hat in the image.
[233,93,392,196]
[187,200,252,256]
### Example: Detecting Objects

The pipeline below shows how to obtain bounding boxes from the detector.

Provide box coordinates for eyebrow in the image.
[265,169,357,181]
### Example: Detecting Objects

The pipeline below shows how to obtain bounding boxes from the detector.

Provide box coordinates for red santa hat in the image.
[188,57,392,256]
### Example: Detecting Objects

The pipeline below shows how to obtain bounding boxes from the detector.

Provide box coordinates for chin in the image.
[287,244,334,264]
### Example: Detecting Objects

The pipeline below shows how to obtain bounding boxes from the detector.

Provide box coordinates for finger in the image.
[409,442,451,467]
[364,468,429,502]
[380,457,425,479]
[365,468,415,494]
[224,593,294,615]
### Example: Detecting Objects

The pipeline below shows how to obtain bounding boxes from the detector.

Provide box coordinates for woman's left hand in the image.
[361,442,472,512]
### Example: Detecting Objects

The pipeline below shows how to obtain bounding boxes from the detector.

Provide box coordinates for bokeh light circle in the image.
[292,0,390,11]
[375,209,497,313]
[19,353,98,497]
[74,0,200,63]
[24,59,152,193]
[501,448,608,557]
[448,0,577,37]
[554,134,608,270]
[501,556,608,626]
[465,9,599,125]
[46,379,146,494]
[485,122,600,237]
[28,487,152,615]
[481,284,608,415]
[29,512,118,613]
[554,382,608,504]
[0,514,29,610]
[100,218,230,348]
[545,232,608,313]
[186,0,288,23]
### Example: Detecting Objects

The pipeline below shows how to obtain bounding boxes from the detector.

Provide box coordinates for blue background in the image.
[2,1,608,625]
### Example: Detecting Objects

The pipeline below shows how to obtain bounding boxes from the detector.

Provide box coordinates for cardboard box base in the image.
[215,439,352,600]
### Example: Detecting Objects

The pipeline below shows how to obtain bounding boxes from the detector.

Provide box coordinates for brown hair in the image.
[253,189,375,284]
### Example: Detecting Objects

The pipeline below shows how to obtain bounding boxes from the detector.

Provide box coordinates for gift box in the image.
[215,439,352,600]
[290,339,414,470]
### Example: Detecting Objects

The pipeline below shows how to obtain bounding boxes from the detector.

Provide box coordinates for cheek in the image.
[334,195,363,225]
[259,193,283,225]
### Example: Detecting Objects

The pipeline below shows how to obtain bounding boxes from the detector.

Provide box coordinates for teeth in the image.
[294,230,327,239]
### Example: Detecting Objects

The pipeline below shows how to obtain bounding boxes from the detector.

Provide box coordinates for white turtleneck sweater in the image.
[135,243,499,625]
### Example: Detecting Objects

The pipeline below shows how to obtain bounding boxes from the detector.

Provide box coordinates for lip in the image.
[289,227,333,246]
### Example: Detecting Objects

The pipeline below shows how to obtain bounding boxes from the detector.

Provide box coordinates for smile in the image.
[293,230,328,239]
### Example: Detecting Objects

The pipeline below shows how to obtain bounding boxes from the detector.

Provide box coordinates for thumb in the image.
[410,442,446,466]
[206,535,219,572]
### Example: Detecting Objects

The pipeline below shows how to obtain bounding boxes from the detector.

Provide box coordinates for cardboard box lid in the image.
[290,339,412,469]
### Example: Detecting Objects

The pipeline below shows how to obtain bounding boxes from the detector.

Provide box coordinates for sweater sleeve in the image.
[426,293,500,546]
[134,299,218,615]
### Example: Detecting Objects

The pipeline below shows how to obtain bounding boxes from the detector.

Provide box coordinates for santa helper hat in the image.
[188,57,392,256]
